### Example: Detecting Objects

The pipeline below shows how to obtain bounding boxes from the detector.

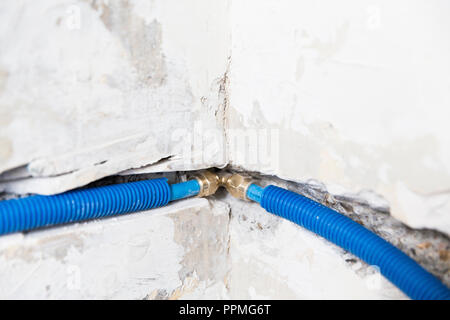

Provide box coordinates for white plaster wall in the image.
[3,0,448,234]
[227,0,450,235]
[0,0,448,300]
[0,0,230,195]
[0,198,230,299]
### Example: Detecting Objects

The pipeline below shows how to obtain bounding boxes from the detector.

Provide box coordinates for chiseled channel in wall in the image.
[0,169,449,299]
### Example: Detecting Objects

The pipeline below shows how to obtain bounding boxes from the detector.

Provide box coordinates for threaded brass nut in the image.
[221,173,255,201]
[192,171,221,197]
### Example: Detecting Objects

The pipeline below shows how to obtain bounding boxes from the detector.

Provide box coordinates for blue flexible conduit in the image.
[0,178,200,236]
[170,180,201,201]
[247,184,450,300]
[1,174,449,299]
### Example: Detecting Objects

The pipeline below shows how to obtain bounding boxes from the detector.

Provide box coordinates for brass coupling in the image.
[191,170,256,201]
[192,171,221,197]
[220,173,255,201]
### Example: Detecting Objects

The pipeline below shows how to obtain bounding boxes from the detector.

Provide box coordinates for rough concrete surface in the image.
[227,0,450,235]
[0,0,230,194]
[1,0,449,234]
[0,0,449,299]
[0,196,230,299]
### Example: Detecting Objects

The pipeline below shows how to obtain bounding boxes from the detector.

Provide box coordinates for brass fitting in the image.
[192,170,256,200]
[192,171,221,197]
[220,173,255,201]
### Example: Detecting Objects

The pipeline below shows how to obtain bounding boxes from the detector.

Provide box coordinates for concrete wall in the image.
[0,0,449,299]
[227,0,450,235]
[0,0,230,195]
[2,1,449,233]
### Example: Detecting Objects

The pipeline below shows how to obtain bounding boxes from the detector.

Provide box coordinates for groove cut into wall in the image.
[0,170,448,299]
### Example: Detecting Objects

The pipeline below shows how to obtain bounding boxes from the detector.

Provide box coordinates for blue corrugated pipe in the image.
[246,183,450,300]
[1,172,449,300]
[0,178,200,236]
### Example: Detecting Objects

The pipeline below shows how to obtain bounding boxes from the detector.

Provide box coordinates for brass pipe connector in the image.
[192,170,255,201]
[220,173,255,201]
[192,171,221,197]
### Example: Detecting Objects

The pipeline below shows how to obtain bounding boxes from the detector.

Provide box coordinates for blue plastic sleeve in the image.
[169,180,200,201]
[0,178,171,235]
[247,184,263,203]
